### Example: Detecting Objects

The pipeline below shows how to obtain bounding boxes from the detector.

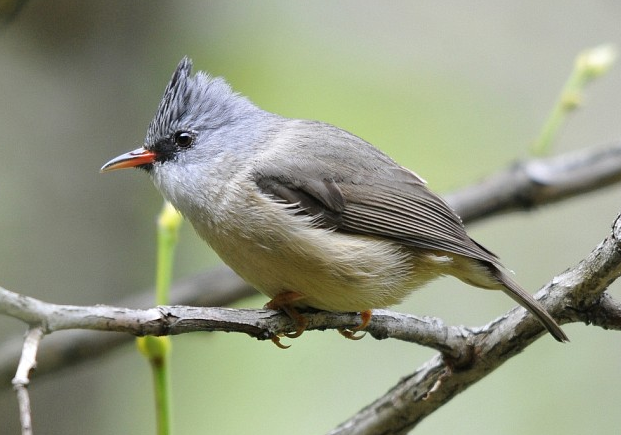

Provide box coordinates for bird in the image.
[101,57,568,346]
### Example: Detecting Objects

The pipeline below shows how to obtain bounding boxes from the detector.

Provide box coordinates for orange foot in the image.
[265,291,307,349]
[338,310,372,340]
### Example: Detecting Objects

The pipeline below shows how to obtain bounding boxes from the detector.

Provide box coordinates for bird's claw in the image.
[338,309,372,341]
[338,328,367,340]
[271,335,291,349]
[266,291,308,348]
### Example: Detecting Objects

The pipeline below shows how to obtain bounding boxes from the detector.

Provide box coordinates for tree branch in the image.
[0,288,467,356]
[0,266,254,388]
[11,326,43,435]
[1,213,621,435]
[446,141,621,223]
[327,214,621,435]
[576,292,621,329]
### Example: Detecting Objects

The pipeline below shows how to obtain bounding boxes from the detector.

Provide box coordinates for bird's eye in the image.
[173,131,194,148]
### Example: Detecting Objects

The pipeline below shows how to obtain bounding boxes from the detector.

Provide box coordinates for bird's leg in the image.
[338,310,372,340]
[265,291,308,348]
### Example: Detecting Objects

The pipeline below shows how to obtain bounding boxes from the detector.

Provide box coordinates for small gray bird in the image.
[102,57,567,345]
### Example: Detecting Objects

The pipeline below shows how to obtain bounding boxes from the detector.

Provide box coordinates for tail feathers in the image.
[491,267,569,343]
[450,254,568,342]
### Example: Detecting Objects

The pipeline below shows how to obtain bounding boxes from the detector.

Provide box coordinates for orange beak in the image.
[100,147,157,172]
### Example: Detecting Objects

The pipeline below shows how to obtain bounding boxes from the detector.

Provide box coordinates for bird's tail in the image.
[451,255,568,342]
[489,266,568,342]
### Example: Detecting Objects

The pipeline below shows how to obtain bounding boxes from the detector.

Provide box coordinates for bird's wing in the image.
[252,121,499,264]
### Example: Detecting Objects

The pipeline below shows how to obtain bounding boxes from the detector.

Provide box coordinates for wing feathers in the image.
[252,120,499,265]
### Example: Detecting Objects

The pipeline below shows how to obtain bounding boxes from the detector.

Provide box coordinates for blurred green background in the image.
[1,1,620,434]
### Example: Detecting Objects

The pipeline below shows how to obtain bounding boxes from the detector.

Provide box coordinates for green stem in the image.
[138,336,172,435]
[152,355,171,435]
[155,202,183,306]
[530,69,582,156]
[531,44,616,156]
[137,201,182,435]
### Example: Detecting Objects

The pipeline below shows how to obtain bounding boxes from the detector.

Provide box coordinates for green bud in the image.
[575,44,617,81]
[137,336,171,363]
[157,201,182,232]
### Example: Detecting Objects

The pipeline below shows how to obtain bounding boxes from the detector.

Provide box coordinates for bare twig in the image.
[12,327,44,435]
[447,141,621,223]
[0,269,254,388]
[0,288,474,357]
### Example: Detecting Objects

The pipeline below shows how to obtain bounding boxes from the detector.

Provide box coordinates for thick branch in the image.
[574,292,621,329]
[327,214,621,435]
[446,141,621,223]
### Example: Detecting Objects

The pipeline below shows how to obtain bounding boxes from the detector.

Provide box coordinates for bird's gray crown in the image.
[145,57,255,147]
